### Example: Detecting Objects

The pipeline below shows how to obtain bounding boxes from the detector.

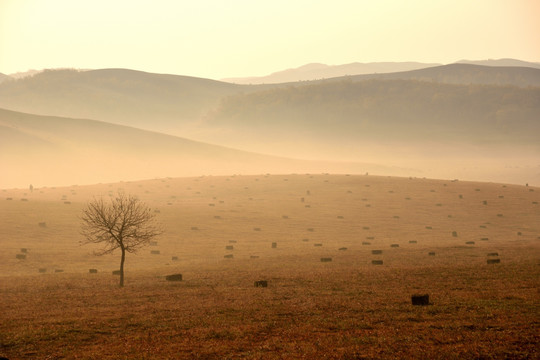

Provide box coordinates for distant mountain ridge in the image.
[222,58,540,84]
[222,62,441,84]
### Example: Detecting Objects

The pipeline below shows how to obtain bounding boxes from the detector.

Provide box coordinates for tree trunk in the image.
[119,247,126,287]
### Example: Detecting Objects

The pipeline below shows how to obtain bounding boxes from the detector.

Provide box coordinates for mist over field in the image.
[1,61,539,188]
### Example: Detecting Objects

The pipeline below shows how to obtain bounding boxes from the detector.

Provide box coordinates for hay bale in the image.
[371,260,383,265]
[224,254,233,259]
[55,269,64,273]
[497,214,503,217]
[89,269,98,273]
[487,252,499,257]
[64,201,71,204]
[272,242,277,248]
[517,231,522,236]
[112,270,121,275]
[282,215,289,219]
[409,240,417,244]
[390,244,399,248]
[302,238,309,242]
[250,255,260,259]
[411,294,429,306]
[307,228,314,232]
[38,268,46,273]
[149,241,158,246]
[338,247,347,251]
[452,231,458,237]
[16,254,26,260]
[487,258,501,264]
[6,197,13,200]
[337,215,344,219]
[301,197,305,202]
[465,241,475,245]
[320,257,332,262]
[425,226,432,230]
[314,243,323,247]
[366,236,375,240]
[254,227,261,231]
[371,250,382,255]
[483,200,488,205]
[151,250,160,255]
[21,198,28,201]
[459,194,463,199]
[363,226,370,230]
[393,215,400,219]
[225,245,234,250]
[172,256,179,261]
[191,226,199,230]
[38,222,47,228]
[229,240,237,243]
[254,280,268,287]
[428,252,436,256]
[481,237,489,241]
[166,274,183,281]
[20,248,28,253]
[305,205,311,208]
[362,241,371,245]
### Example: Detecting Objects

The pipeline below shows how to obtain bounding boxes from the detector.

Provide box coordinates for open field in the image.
[1,174,539,359]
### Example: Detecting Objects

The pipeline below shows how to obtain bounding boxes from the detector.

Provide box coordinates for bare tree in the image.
[80,191,161,287]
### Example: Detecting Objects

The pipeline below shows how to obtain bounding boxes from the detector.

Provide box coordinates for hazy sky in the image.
[1,0,539,79]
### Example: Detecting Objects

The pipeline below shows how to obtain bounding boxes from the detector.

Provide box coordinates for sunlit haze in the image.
[1,0,539,78]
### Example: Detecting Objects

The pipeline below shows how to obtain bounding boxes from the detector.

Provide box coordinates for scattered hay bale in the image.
[282,215,289,219]
[481,237,489,241]
[154,209,160,213]
[362,241,371,245]
[20,248,28,253]
[307,228,314,232]
[172,256,179,261]
[497,214,503,217]
[306,190,311,195]
[6,197,12,200]
[533,201,538,205]
[302,239,309,242]
[151,250,160,255]
[459,194,463,199]
[390,244,399,248]
[371,260,383,265]
[371,250,382,255]
[365,204,371,207]
[338,247,348,251]
[149,241,158,246]
[305,205,311,208]
[55,269,64,273]
[191,226,199,230]
[224,254,234,259]
[38,268,47,273]
[89,269,98,273]
[214,216,222,219]
[409,240,417,244]
[498,195,504,199]
[166,274,183,281]
[517,231,522,236]
[393,216,400,219]
[112,270,121,275]
[301,197,305,202]
[225,245,234,250]
[452,231,458,237]
[465,241,475,245]
[208,203,215,207]
[480,225,487,228]
[425,226,432,230]
[366,236,375,240]
[337,215,344,219]
[271,242,277,248]
[38,222,47,228]
[320,257,332,262]
[428,252,436,256]
[487,252,499,257]
[254,227,261,231]
[411,294,429,306]
[483,200,488,205]
[16,254,26,260]
[314,243,323,247]
[436,203,442,207]
[487,258,501,264]
[21,198,28,201]
[250,255,260,259]
[254,280,268,287]
[229,240,237,243]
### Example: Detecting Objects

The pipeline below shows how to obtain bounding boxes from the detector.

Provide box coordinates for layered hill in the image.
[0,108,405,189]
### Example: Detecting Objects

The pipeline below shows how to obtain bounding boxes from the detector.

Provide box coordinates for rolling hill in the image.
[0,108,408,189]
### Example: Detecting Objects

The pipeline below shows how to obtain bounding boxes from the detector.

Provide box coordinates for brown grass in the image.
[1,174,539,359]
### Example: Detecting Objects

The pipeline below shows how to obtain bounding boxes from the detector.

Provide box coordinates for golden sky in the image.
[1,0,539,79]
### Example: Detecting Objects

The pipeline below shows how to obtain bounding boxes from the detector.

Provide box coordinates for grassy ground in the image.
[1,174,539,359]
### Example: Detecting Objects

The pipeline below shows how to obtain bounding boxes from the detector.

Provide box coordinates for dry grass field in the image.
[1,174,539,359]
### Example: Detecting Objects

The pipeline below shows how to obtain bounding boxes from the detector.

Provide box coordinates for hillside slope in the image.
[0,108,404,188]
